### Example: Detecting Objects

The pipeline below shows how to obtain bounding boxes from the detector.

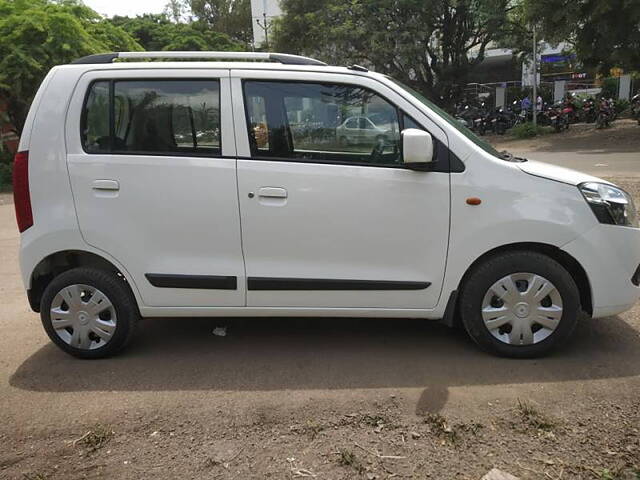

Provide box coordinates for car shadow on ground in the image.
[10,315,640,413]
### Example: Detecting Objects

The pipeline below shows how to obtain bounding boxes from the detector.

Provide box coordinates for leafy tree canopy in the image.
[188,0,252,44]
[273,0,517,107]
[524,0,640,74]
[0,0,141,135]
[110,13,244,52]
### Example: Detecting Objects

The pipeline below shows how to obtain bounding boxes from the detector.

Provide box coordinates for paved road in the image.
[522,150,640,177]
[492,119,640,177]
[512,149,640,178]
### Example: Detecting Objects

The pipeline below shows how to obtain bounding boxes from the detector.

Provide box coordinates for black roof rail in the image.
[70,51,327,66]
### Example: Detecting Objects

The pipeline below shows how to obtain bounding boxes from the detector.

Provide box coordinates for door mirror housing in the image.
[402,128,434,168]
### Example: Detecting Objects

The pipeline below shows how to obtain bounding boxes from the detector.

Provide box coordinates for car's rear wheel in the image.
[459,251,580,358]
[40,268,139,359]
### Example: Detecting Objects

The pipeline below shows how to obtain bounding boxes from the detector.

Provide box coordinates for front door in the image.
[65,70,245,307]
[232,71,450,309]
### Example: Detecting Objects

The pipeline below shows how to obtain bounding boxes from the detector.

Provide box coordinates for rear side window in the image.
[82,80,221,156]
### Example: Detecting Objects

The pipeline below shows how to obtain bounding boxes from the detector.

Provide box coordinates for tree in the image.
[524,0,640,74]
[110,13,244,51]
[188,0,252,45]
[273,0,516,107]
[0,0,142,136]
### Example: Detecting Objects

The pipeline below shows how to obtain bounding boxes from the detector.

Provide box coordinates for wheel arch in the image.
[446,242,592,326]
[28,250,139,313]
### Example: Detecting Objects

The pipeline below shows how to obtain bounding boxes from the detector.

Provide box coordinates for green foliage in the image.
[188,0,252,44]
[508,122,552,139]
[601,77,619,99]
[111,14,243,52]
[273,0,517,108]
[0,149,12,190]
[524,0,640,74]
[0,0,142,136]
[615,99,630,115]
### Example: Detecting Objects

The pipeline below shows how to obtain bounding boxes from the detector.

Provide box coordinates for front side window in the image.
[243,81,403,165]
[82,79,221,156]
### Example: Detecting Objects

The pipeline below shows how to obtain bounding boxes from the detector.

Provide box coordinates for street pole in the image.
[255,12,270,51]
[263,12,269,51]
[532,25,537,127]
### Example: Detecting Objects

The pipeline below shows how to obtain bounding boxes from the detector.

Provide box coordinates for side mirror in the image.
[402,128,434,168]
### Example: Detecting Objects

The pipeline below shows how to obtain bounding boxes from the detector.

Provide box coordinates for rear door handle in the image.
[92,179,120,191]
[257,187,287,198]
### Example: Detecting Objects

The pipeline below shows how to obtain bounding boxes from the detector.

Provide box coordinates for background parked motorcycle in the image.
[549,102,569,132]
[596,98,614,129]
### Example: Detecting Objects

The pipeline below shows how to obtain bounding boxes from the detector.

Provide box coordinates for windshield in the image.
[386,77,502,158]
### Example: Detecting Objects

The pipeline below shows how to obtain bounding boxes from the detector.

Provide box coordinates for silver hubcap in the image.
[481,273,563,346]
[50,284,117,350]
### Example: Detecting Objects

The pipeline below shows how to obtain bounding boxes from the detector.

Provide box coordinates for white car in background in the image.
[336,115,393,145]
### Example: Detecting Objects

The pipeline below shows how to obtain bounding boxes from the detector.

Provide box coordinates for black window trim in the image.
[240,78,460,172]
[80,77,223,158]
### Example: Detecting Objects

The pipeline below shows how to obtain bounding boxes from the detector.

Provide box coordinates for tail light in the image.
[12,151,33,232]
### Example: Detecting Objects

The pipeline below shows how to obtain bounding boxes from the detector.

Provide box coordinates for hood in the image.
[517,159,612,187]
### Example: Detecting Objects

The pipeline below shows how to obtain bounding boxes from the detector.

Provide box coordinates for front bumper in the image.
[562,224,640,318]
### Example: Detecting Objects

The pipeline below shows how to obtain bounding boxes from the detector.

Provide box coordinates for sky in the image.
[83,0,166,17]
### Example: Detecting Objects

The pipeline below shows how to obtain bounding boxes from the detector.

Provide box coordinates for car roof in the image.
[59,61,366,76]
[60,51,375,78]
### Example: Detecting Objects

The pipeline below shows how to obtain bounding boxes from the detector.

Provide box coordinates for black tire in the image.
[40,268,139,359]
[459,251,580,358]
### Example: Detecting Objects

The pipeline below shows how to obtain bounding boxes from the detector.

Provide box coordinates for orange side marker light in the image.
[466,197,482,206]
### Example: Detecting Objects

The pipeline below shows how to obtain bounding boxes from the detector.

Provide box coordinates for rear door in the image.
[231,70,451,310]
[65,69,245,308]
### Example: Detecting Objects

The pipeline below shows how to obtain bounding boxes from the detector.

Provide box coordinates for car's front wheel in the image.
[459,251,580,358]
[40,268,139,359]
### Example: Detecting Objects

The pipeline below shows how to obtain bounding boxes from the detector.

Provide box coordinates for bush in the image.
[507,122,552,139]
[615,99,630,115]
[601,77,619,99]
[0,149,12,191]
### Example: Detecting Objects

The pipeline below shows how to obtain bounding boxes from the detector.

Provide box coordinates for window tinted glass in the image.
[244,81,402,165]
[82,80,221,155]
[82,81,110,153]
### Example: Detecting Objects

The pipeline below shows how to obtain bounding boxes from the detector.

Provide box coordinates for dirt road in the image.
[1,147,640,478]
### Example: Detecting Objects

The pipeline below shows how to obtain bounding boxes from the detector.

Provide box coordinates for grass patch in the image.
[508,122,553,139]
[599,468,619,480]
[76,424,113,452]
[516,399,556,431]
[424,413,459,444]
[360,413,388,427]
[337,448,365,474]
[290,420,325,439]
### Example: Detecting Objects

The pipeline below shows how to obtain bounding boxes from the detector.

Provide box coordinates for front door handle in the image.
[92,179,120,191]
[258,187,287,198]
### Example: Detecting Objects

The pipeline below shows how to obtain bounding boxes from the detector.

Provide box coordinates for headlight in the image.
[579,182,638,227]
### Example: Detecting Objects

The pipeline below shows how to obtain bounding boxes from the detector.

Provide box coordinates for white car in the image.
[336,115,393,146]
[12,51,640,359]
